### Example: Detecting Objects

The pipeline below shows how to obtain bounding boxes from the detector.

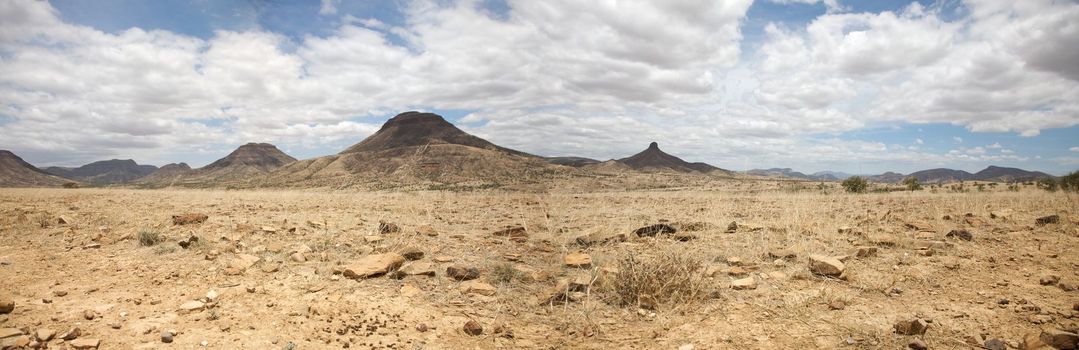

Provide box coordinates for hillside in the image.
[972,165,1053,182]
[0,150,72,187]
[907,168,974,183]
[44,159,158,185]
[616,142,723,173]
[135,144,296,187]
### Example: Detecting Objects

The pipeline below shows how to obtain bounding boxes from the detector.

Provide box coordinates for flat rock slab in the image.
[343,253,406,279]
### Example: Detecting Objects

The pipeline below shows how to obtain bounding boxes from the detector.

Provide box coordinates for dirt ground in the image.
[0,186,1076,349]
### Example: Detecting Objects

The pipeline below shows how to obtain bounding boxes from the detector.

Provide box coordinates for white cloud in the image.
[987,142,1002,149]
[914,138,924,145]
[319,0,339,16]
[1070,147,1079,152]
[953,136,963,143]
[768,0,844,12]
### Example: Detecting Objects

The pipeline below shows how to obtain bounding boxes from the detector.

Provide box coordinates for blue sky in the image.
[1,0,1077,175]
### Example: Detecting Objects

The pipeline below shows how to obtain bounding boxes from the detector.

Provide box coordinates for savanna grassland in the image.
[0,183,1076,349]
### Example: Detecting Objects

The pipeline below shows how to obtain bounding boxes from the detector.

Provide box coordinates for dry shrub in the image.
[603,246,711,309]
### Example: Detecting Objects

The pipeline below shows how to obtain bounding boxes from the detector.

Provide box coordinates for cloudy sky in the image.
[1,0,1077,175]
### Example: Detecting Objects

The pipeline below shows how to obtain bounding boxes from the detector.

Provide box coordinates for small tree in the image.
[901,176,922,191]
[842,176,868,193]
[1060,170,1079,192]
[1037,178,1058,192]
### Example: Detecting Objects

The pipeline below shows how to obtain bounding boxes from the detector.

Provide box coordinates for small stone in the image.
[634,223,677,237]
[679,344,695,350]
[161,330,174,343]
[491,226,528,241]
[108,322,121,329]
[1035,214,1060,226]
[206,290,219,302]
[228,254,261,271]
[848,246,878,258]
[69,338,100,349]
[828,300,846,310]
[730,276,757,290]
[446,265,480,281]
[984,338,1006,350]
[945,229,973,241]
[768,249,796,260]
[1040,274,1060,286]
[53,290,67,297]
[726,221,738,232]
[728,266,748,276]
[463,321,483,336]
[0,328,23,339]
[59,327,81,340]
[179,300,206,313]
[808,254,845,277]
[908,338,927,350]
[172,213,208,225]
[83,309,95,320]
[178,235,199,249]
[57,215,72,225]
[564,251,592,268]
[0,296,12,314]
[398,247,424,261]
[894,318,929,335]
[378,221,400,234]
[36,329,55,341]
[459,280,497,296]
[1040,329,1078,350]
[342,253,406,279]
[415,323,428,332]
[290,252,306,263]
[393,261,437,278]
[726,256,744,266]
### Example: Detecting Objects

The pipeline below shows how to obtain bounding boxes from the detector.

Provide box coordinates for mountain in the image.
[907,168,974,183]
[972,166,1053,182]
[616,142,723,173]
[811,171,853,180]
[44,159,158,185]
[262,112,568,188]
[545,156,601,167]
[136,143,295,187]
[866,172,905,183]
[746,168,814,180]
[0,150,72,187]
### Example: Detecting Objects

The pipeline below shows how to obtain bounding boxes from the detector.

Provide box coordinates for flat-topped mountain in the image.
[972,166,1053,182]
[203,143,297,173]
[0,150,72,187]
[616,142,721,173]
[264,112,565,188]
[44,159,158,185]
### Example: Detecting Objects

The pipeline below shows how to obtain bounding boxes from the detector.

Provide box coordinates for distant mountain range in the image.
[44,159,158,185]
[747,165,1054,183]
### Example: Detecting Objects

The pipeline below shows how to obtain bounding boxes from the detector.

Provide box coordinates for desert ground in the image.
[0,184,1076,349]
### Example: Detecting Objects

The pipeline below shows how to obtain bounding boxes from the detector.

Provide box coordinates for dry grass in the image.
[603,246,711,310]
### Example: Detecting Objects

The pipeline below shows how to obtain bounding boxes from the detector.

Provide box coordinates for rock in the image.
[415,323,429,332]
[228,254,261,271]
[769,249,797,260]
[177,235,200,249]
[172,213,208,225]
[728,266,748,276]
[180,300,206,313]
[538,279,572,305]
[83,309,95,320]
[57,215,72,225]
[894,318,929,335]
[416,225,437,236]
[905,221,933,231]
[908,338,928,350]
[726,221,738,233]
[726,256,744,266]
[492,226,528,241]
[161,330,174,343]
[290,252,306,263]
[985,338,1006,350]
[82,243,101,249]
[1041,275,1061,286]
[1023,332,1052,350]
[59,327,81,340]
[679,344,695,350]
[342,253,406,279]
[946,229,973,241]
[0,296,12,314]
[53,290,67,297]
[808,254,845,277]
[965,216,988,227]
[463,320,483,336]
[206,290,218,302]
[1060,281,1077,292]
[575,231,627,246]
[869,234,898,246]
[672,231,697,241]
[634,224,677,237]
[459,280,497,296]
[393,261,437,278]
[398,246,424,261]
[69,338,100,349]
[446,265,480,281]
[1040,329,1078,349]
[260,226,277,233]
[848,246,878,258]
[990,209,1014,219]
[564,251,592,268]
[828,299,846,310]
[1035,215,1060,226]
[731,277,757,290]
[378,221,400,234]
[36,329,55,341]
[0,328,22,339]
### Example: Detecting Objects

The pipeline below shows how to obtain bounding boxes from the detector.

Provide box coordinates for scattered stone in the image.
[575,231,626,246]
[564,251,592,268]
[1041,275,1061,286]
[848,246,878,258]
[434,256,455,263]
[1023,332,1051,350]
[446,265,480,281]
[726,221,738,233]
[894,318,929,335]
[728,266,748,276]
[206,290,219,302]
[57,215,72,225]
[964,216,988,227]
[108,322,121,329]
[990,209,1014,220]
[726,256,743,266]
[0,296,12,314]
[83,309,95,320]
[672,231,697,241]
[1040,329,1078,349]
[459,280,497,296]
[538,279,573,305]
[172,213,208,225]
[492,226,528,241]
[1035,214,1060,226]
[416,225,437,236]
[398,247,424,261]
[177,235,199,249]
[59,327,81,340]
[342,253,406,279]
[161,330,174,343]
[828,300,846,310]
[731,276,757,290]
[634,223,677,237]
[228,254,261,271]
[378,221,400,234]
[69,338,100,349]
[261,263,280,273]
[463,321,483,336]
[180,300,205,313]
[768,249,796,260]
[1060,281,1077,292]
[260,226,277,233]
[946,229,973,241]
[36,329,55,341]
[83,243,101,249]
[0,328,23,339]
[393,261,437,278]
[289,252,306,263]
[908,338,928,350]
[984,338,1006,350]
[808,254,845,277]
[905,222,933,232]
[416,323,428,332]
[54,290,67,297]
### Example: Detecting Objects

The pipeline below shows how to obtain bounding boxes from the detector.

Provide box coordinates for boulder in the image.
[634,224,677,237]
[808,254,845,277]
[446,265,481,281]
[946,229,973,241]
[1036,215,1060,226]
[459,280,497,296]
[731,277,757,290]
[1040,329,1078,350]
[69,338,100,349]
[342,253,406,279]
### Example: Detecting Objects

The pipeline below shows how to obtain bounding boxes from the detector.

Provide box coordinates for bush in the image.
[488,262,522,284]
[841,176,868,193]
[901,177,921,191]
[62,182,80,189]
[1061,170,1079,192]
[138,228,164,246]
[1037,178,1058,192]
[604,249,709,309]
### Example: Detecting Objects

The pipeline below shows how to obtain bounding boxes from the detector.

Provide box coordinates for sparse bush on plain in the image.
[62,182,80,189]
[841,176,868,193]
[1037,177,1058,192]
[902,176,921,191]
[138,228,164,246]
[1061,170,1079,192]
[489,262,521,284]
[603,249,709,309]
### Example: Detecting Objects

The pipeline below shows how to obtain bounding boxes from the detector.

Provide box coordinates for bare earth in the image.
[0,187,1076,349]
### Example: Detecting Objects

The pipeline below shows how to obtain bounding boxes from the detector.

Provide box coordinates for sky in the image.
[0,0,1077,175]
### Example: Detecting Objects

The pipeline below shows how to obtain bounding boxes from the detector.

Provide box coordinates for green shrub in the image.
[902,177,921,191]
[138,228,164,246]
[1060,170,1079,192]
[841,176,868,193]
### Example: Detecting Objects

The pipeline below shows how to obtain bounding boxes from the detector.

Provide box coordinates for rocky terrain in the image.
[0,151,71,188]
[1,186,1076,349]
[134,144,296,188]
